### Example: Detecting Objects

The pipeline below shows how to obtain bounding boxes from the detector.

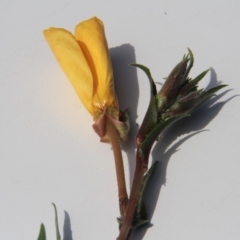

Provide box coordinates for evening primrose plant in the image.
[117,49,226,239]
[40,17,227,240]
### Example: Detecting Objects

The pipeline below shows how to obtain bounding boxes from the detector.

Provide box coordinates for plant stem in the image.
[106,118,128,217]
[117,149,146,240]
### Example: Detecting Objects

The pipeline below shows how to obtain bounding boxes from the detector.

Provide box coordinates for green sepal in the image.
[190,69,209,88]
[193,84,228,108]
[131,64,159,145]
[202,84,228,98]
[37,223,46,240]
[185,48,194,78]
[93,107,130,143]
[139,114,189,162]
[161,84,227,119]
[52,203,61,240]
[179,69,210,96]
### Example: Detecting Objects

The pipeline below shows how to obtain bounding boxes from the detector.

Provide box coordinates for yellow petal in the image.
[43,27,95,115]
[74,17,118,111]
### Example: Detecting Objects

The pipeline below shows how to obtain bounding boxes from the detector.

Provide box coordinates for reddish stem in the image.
[106,118,128,217]
[117,149,146,240]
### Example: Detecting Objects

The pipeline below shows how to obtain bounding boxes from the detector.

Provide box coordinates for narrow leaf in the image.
[140,114,189,157]
[132,219,149,229]
[194,84,228,109]
[185,48,194,77]
[136,161,158,218]
[180,69,209,95]
[132,64,159,144]
[205,84,228,96]
[52,203,61,240]
[131,64,157,96]
[191,69,210,87]
[37,223,46,240]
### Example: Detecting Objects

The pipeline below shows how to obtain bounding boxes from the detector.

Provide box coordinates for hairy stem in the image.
[117,149,146,240]
[106,118,128,217]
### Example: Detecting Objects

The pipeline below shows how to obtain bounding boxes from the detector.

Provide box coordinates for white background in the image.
[1,1,240,240]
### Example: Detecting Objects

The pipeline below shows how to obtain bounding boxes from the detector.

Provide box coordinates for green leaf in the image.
[139,114,189,158]
[131,64,157,96]
[193,84,228,109]
[131,64,159,145]
[185,48,194,77]
[52,203,61,240]
[130,161,159,230]
[137,161,158,218]
[37,223,46,240]
[205,84,228,96]
[161,84,227,119]
[132,219,149,229]
[180,69,210,95]
[190,69,209,87]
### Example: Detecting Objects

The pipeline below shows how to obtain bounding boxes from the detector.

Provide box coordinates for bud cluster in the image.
[134,49,227,168]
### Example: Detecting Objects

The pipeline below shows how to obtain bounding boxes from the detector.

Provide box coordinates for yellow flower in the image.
[43,17,118,117]
[43,17,129,142]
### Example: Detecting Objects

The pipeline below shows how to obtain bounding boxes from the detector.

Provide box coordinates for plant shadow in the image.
[131,68,235,239]
[110,44,139,185]
[63,211,73,240]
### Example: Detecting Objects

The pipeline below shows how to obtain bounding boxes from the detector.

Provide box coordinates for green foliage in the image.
[131,64,159,146]
[117,162,159,231]
[37,204,61,240]
[37,224,46,240]
[132,49,227,167]
[52,203,61,240]
[133,161,159,229]
[127,49,227,237]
